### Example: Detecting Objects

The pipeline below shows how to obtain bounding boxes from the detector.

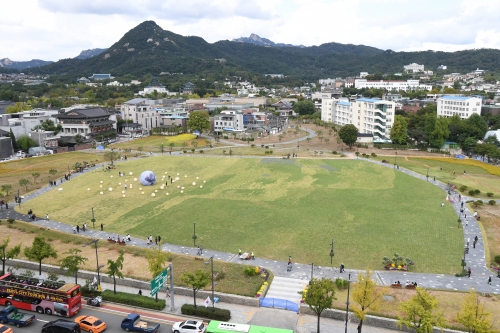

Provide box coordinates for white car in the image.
[172,320,206,333]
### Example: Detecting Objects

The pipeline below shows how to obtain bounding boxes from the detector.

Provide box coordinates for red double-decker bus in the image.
[0,273,81,317]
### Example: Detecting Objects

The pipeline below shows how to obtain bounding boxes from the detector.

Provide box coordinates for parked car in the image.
[0,323,13,333]
[120,313,159,333]
[0,305,36,327]
[42,319,81,333]
[172,320,206,333]
[74,315,106,333]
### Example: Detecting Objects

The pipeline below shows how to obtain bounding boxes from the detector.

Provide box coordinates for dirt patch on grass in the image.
[474,203,500,267]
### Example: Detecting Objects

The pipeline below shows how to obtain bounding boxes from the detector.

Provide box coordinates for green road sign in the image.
[150,267,169,296]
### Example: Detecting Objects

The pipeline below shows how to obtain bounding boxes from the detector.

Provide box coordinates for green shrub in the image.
[183,150,187,154]
[199,150,204,154]
[487,192,494,197]
[101,290,165,310]
[332,151,337,154]
[7,219,15,224]
[468,190,476,196]
[459,185,468,192]
[265,146,269,149]
[495,255,500,265]
[474,189,481,195]
[181,304,230,321]
[371,153,377,157]
[251,144,255,148]
[244,266,256,276]
[489,200,496,206]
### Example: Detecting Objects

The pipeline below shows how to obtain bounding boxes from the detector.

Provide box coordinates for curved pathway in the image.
[2,150,499,296]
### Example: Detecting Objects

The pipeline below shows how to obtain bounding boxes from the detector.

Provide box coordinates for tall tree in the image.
[456,289,495,333]
[146,243,168,302]
[58,248,88,284]
[292,100,316,116]
[466,114,488,140]
[103,151,121,166]
[32,172,41,184]
[180,269,210,309]
[19,178,31,191]
[338,124,358,148]
[107,250,125,294]
[429,117,450,148]
[397,287,444,333]
[187,110,210,134]
[0,237,21,275]
[390,115,408,144]
[301,278,337,333]
[24,236,58,275]
[352,271,382,333]
[16,135,36,151]
[1,184,12,197]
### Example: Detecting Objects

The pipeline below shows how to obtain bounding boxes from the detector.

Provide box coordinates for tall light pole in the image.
[426,167,429,181]
[204,256,215,312]
[310,263,314,281]
[329,239,334,265]
[83,239,102,285]
[193,222,197,247]
[345,273,351,333]
[91,207,96,229]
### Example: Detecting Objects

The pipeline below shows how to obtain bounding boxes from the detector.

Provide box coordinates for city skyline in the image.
[2,0,500,61]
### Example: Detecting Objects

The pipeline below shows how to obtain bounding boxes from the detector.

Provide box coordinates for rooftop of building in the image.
[439,95,480,100]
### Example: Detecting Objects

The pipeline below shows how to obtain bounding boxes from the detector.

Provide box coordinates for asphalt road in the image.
[2,304,174,333]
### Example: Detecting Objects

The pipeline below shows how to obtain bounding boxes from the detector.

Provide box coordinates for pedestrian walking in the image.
[138,289,142,296]
[473,240,476,248]
[488,276,492,285]
[5,203,8,209]
[474,235,478,242]
[76,225,80,233]
[155,236,158,245]
[100,223,104,231]
[158,235,161,243]
[165,286,170,298]
[72,226,76,234]
[46,214,49,220]
[468,267,471,278]
[467,237,470,247]
[197,246,201,255]
[239,248,242,256]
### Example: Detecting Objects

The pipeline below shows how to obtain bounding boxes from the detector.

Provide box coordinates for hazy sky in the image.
[2,0,500,61]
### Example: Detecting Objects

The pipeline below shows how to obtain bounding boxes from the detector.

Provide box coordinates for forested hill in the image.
[31,21,500,79]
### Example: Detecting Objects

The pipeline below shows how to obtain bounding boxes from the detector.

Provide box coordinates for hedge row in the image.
[101,290,166,310]
[181,304,231,321]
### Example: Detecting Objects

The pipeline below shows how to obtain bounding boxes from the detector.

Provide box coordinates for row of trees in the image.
[304,272,495,333]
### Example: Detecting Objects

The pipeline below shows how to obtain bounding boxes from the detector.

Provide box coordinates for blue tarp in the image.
[455,154,465,159]
[259,298,298,313]
[96,145,105,150]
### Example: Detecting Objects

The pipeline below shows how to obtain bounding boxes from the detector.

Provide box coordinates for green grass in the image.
[372,156,500,197]
[21,156,462,274]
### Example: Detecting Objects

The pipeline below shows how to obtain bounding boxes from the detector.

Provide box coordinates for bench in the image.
[117,240,126,246]
[391,284,402,288]
[405,284,417,289]
[107,239,116,244]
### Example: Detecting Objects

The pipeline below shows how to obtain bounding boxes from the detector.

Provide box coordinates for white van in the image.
[16,151,26,158]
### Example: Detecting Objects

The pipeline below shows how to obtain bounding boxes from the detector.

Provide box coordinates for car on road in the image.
[0,323,13,333]
[74,315,106,333]
[42,319,81,333]
[172,320,206,333]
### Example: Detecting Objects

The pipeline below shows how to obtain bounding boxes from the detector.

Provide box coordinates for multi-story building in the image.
[213,110,244,134]
[437,95,482,119]
[121,98,161,134]
[404,63,424,72]
[0,109,59,138]
[321,97,395,141]
[53,108,115,139]
[355,79,432,91]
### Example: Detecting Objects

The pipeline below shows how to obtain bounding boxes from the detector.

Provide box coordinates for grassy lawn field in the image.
[372,156,500,198]
[21,156,462,273]
[111,134,215,153]
[0,152,109,201]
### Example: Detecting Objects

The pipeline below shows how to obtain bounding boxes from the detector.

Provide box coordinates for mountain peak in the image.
[232,33,303,48]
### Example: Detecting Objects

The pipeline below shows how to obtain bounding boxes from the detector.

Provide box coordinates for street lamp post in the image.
[204,256,215,312]
[17,189,21,209]
[310,263,314,281]
[345,273,351,333]
[394,150,398,168]
[192,222,197,247]
[329,239,334,265]
[161,143,164,155]
[426,168,429,181]
[84,239,102,285]
[91,207,96,229]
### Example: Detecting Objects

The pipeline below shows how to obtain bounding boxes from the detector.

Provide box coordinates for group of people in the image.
[27,209,37,221]
[0,200,8,210]
[108,234,131,242]
[72,223,88,233]
[146,235,161,245]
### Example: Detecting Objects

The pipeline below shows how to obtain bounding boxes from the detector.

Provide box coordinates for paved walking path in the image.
[2,147,499,303]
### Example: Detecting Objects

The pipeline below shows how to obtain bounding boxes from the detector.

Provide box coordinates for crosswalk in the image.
[265,276,308,304]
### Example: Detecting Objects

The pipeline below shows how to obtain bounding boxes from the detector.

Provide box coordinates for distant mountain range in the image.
[8,20,500,79]
[232,33,306,48]
[74,48,108,60]
[0,58,53,70]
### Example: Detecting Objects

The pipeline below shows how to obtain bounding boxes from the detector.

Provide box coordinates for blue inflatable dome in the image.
[139,170,156,186]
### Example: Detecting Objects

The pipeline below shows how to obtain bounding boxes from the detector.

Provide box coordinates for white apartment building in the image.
[351,98,395,141]
[121,98,161,133]
[404,63,424,72]
[334,100,352,126]
[437,95,482,119]
[321,98,337,123]
[355,79,432,92]
[213,110,244,134]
